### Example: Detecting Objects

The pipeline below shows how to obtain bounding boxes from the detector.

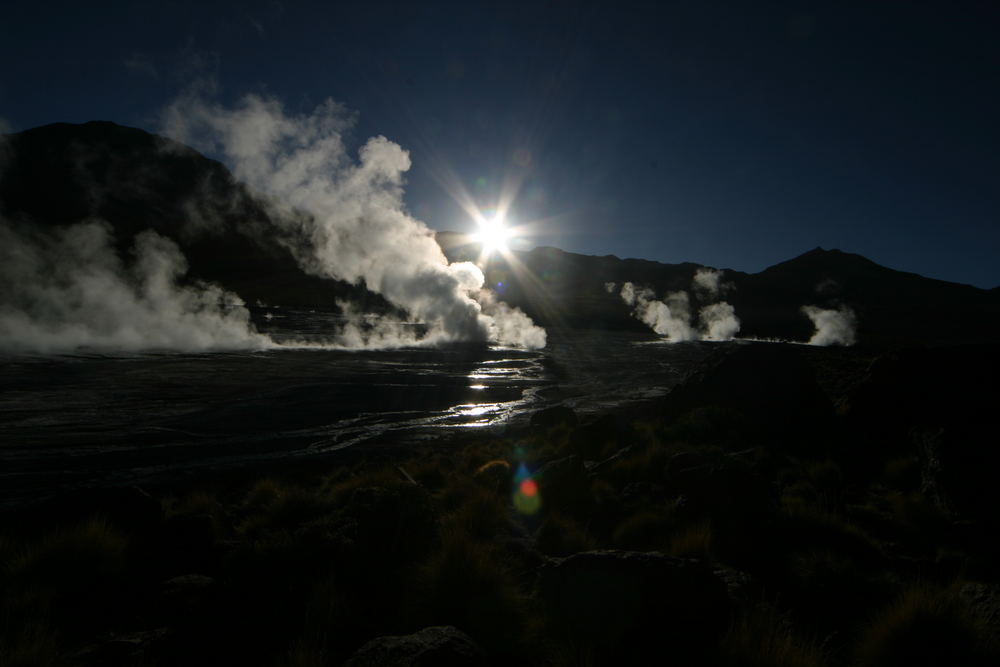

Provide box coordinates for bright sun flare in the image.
[473,216,511,255]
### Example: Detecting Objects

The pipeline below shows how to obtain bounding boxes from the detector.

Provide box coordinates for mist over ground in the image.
[0,218,269,353]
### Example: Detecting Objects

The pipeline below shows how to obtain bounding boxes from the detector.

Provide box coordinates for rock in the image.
[537,550,730,662]
[529,405,578,431]
[713,566,757,603]
[619,481,667,508]
[344,626,486,667]
[74,628,172,666]
[160,574,217,619]
[583,445,634,473]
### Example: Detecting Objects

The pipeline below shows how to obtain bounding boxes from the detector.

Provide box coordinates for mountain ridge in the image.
[3,121,998,346]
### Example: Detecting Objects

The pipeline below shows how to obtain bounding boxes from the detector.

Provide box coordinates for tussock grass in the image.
[413,523,531,658]
[718,604,829,667]
[856,582,999,667]
[442,483,511,542]
[668,520,714,560]
[1,517,130,662]
[0,617,60,667]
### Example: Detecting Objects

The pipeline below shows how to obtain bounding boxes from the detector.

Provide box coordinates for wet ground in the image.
[0,311,722,504]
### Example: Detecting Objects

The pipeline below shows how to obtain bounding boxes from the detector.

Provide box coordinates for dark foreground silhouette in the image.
[2,342,999,666]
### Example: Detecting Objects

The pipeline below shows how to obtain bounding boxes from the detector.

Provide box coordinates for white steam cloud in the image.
[0,219,270,353]
[620,282,697,341]
[619,269,740,342]
[801,305,856,346]
[699,302,740,340]
[161,94,545,349]
[692,267,730,300]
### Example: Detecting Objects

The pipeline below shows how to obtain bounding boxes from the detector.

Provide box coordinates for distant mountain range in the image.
[3,121,998,346]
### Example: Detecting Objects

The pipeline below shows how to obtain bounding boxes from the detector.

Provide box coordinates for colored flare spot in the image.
[513,467,541,514]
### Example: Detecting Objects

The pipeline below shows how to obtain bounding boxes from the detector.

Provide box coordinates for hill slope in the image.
[0,121,388,311]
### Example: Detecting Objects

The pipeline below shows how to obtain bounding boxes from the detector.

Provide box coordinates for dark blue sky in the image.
[3,1,998,287]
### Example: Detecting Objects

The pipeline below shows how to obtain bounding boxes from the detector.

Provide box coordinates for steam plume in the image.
[620,282,696,341]
[619,270,740,342]
[0,219,269,353]
[161,94,546,349]
[692,267,729,300]
[698,302,740,340]
[801,305,856,346]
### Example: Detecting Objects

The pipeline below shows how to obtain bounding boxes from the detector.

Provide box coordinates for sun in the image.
[473,215,511,256]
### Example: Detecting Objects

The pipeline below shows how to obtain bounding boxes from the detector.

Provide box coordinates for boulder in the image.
[74,628,172,667]
[344,626,486,667]
[537,550,730,663]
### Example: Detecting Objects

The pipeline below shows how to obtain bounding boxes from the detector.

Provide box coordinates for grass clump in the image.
[0,517,131,662]
[414,524,531,659]
[668,520,714,560]
[856,583,999,666]
[717,604,829,667]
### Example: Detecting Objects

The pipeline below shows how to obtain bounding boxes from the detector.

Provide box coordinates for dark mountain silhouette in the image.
[0,121,391,311]
[438,233,1000,345]
[3,121,998,346]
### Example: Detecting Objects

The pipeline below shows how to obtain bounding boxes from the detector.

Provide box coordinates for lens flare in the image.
[513,462,541,515]
[473,215,510,255]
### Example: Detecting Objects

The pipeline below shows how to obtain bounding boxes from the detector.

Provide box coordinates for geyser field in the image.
[2,103,1000,666]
